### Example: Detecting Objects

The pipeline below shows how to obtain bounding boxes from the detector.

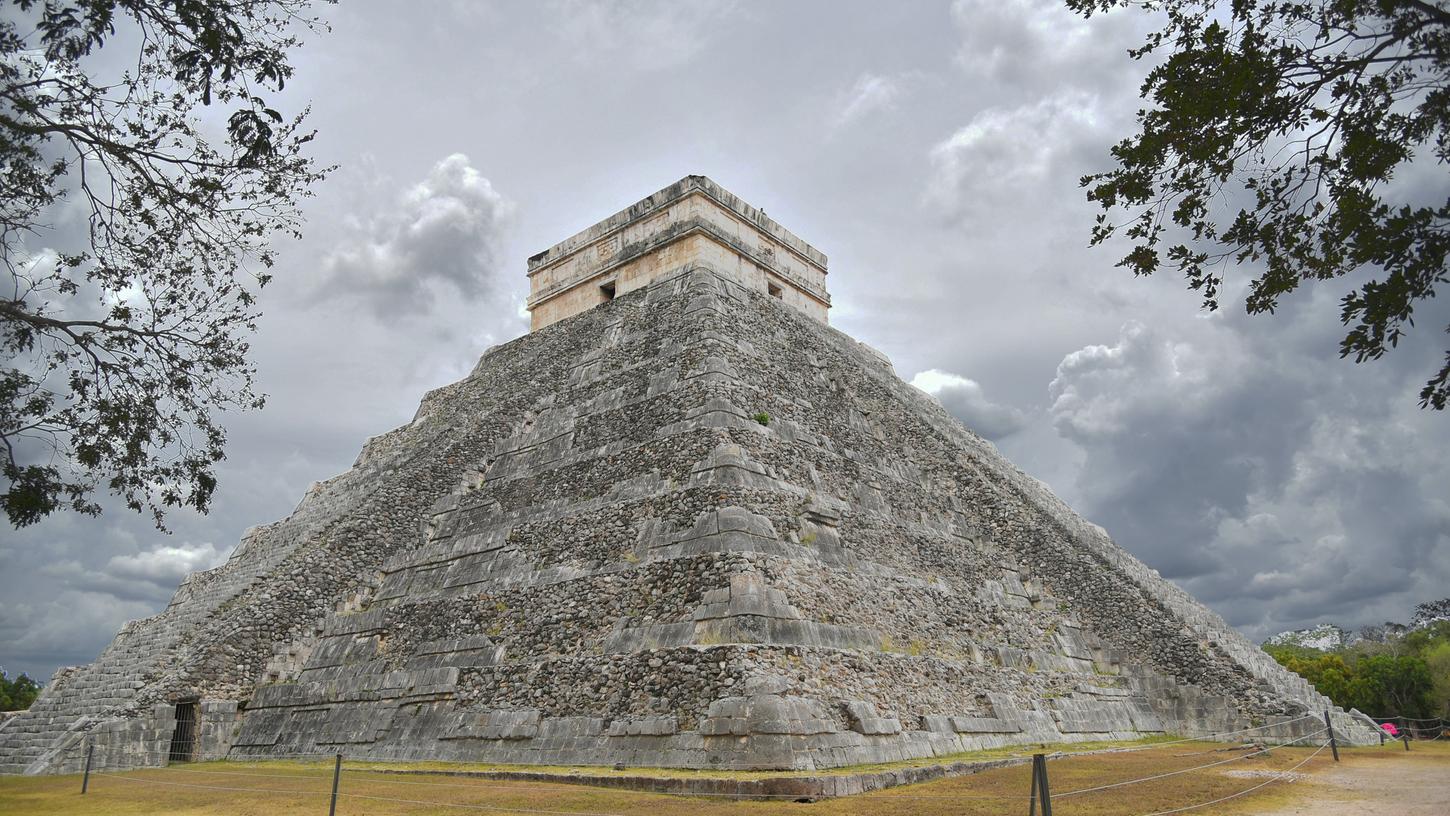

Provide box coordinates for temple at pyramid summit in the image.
[0,175,1381,776]
[526,175,830,330]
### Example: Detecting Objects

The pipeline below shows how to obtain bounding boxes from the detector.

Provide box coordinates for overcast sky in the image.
[3,0,1448,682]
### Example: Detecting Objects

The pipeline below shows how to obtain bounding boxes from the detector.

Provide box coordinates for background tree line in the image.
[1264,620,1450,721]
[0,668,40,712]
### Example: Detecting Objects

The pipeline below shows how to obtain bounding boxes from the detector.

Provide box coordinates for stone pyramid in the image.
[0,176,1379,776]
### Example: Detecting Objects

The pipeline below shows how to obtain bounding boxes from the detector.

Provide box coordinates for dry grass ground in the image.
[0,739,1444,815]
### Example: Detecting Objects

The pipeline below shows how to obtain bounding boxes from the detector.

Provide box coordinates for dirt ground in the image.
[0,739,1444,814]
[1242,740,1449,815]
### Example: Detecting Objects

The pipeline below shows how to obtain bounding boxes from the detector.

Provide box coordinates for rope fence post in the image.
[1038,753,1054,816]
[1027,755,1037,816]
[1324,712,1338,762]
[1402,731,1411,751]
[1027,752,1053,816]
[80,742,93,794]
[328,752,342,816]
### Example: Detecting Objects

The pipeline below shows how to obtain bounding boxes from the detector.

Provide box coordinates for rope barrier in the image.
[1370,714,1448,744]
[219,751,339,761]
[334,790,631,815]
[152,764,336,781]
[340,765,1036,801]
[341,769,719,799]
[1037,726,1328,801]
[94,768,633,812]
[685,738,1334,803]
[98,742,1347,809]
[1133,742,1330,816]
[1061,723,1321,796]
[794,729,1333,803]
[1378,715,1446,723]
[301,717,1322,805]
[78,710,1393,811]
[83,726,1374,812]
[132,755,1032,802]
[1043,714,1321,758]
[1055,745,1276,797]
[92,770,331,797]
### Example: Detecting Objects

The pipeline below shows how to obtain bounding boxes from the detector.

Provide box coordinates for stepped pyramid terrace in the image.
[0,175,1382,776]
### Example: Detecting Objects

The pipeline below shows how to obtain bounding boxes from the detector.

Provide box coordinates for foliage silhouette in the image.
[1070,0,1450,409]
[1,1,333,528]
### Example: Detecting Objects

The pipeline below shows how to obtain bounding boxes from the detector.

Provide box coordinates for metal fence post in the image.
[80,743,93,794]
[1324,711,1339,762]
[328,752,342,816]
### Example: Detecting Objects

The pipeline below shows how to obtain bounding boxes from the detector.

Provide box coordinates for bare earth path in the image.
[1234,742,1450,815]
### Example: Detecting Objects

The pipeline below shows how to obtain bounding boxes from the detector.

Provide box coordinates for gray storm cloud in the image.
[1047,317,1450,640]
[912,369,1029,440]
[1,540,227,675]
[319,154,514,317]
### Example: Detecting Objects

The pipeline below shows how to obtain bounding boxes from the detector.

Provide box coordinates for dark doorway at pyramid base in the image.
[168,701,196,763]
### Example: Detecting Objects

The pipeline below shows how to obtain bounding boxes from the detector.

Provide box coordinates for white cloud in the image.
[929,93,1101,221]
[318,154,514,317]
[833,73,906,127]
[104,542,228,587]
[912,369,1028,440]
[950,0,1145,94]
[1049,321,1216,438]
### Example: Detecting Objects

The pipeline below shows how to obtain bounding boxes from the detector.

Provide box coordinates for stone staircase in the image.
[0,437,410,773]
